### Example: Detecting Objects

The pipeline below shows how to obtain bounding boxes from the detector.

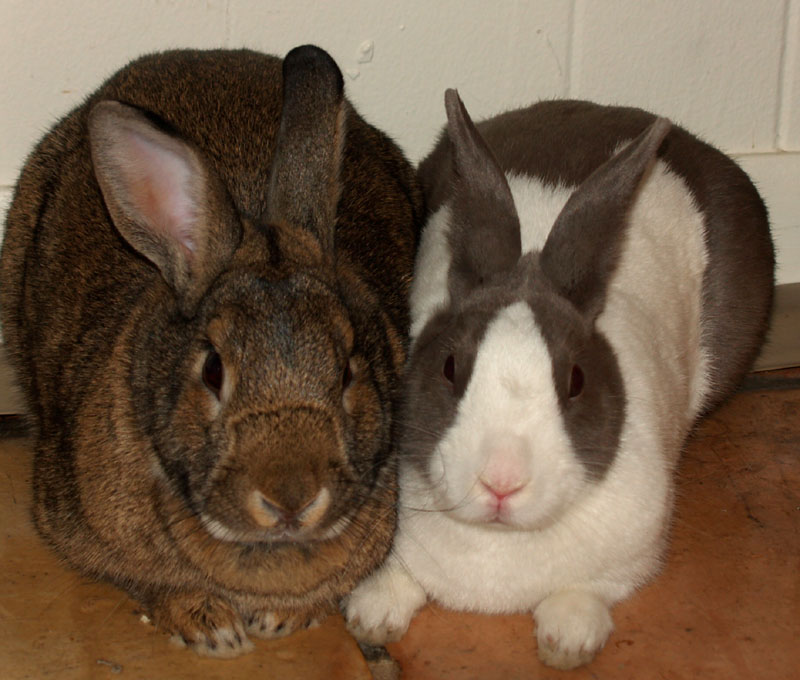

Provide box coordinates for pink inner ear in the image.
[122,131,198,257]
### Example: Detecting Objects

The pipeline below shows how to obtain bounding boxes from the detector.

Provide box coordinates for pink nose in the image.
[481,480,524,503]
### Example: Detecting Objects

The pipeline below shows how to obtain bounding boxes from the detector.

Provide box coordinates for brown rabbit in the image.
[0,45,423,656]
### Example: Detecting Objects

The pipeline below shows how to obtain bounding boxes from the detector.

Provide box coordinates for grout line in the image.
[224,0,232,48]
[731,149,800,158]
[566,0,582,98]
[563,0,576,97]
[773,0,789,149]
[777,0,799,148]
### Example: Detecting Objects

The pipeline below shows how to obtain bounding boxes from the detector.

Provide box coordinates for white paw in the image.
[344,560,427,645]
[534,590,614,670]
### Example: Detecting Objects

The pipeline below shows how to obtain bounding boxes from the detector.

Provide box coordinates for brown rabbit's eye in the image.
[342,359,353,390]
[443,354,455,384]
[203,350,224,398]
[568,363,584,399]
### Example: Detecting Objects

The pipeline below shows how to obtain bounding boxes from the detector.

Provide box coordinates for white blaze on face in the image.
[429,301,587,529]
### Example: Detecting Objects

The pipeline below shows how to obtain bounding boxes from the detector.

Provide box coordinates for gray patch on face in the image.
[402,255,624,484]
[399,295,499,481]
[522,258,625,480]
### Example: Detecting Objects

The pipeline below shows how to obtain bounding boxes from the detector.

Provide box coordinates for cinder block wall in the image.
[1,0,798,283]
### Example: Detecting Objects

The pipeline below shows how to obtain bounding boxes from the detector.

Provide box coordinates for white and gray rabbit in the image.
[345,90,774,669]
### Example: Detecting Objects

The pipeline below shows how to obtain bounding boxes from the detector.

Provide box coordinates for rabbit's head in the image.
[87,46,396,545]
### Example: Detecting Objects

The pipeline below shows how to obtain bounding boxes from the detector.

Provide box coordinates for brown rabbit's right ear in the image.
[444,89,522,300]
[266,45,346,256]
[89,101,241,315]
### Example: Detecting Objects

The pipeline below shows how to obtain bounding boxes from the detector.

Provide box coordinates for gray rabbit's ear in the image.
[444,89,522,299]
[266,45,345,257]
[541,117,672,321]
[89,100,241,315]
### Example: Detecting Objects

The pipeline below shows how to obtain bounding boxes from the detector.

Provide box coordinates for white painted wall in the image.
[1,0,798,283]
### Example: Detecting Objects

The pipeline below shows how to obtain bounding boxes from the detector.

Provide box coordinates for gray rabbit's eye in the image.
[568,363,584,399]
[443,354,455,384]
[203,350,224,398]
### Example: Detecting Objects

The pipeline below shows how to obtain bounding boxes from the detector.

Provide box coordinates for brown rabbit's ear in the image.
[266,45,345,256]
[541,117,672,322]
[445,89,522,299]
[88,100,241,315]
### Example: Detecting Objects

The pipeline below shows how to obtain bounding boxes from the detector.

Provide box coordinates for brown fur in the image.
[0,46,423,655]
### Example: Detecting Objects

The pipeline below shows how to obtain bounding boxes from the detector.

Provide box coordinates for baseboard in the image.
[754,282,800,371]
[0,346,23,415]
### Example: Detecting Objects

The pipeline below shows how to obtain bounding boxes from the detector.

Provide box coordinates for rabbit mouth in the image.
[447,503,523,530]
[198,507,356,545]
[199,513,316,544]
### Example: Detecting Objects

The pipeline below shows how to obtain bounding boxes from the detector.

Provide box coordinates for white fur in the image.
[347,160,710,668]
[408,203,453,339]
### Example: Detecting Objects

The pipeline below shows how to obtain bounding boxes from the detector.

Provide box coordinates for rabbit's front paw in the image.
[155,591,253,658]
[534,590,613,670]
[344,561,427,645]
[245,608,324,639]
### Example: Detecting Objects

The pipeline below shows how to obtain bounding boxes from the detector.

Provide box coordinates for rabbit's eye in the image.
[443,354,455,384]
[568,363,584,399]
[203,350,224,398]
[342,359,353,390]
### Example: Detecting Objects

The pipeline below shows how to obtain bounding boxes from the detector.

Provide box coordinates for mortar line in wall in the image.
[561,0,575,96]
[511,0,525,101]
[731,149,800,158]
[776,0,799,148]
[223,0,232,48]
[567,0,582,98]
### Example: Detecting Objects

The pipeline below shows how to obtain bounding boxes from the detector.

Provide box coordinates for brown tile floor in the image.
[2,368,799,679]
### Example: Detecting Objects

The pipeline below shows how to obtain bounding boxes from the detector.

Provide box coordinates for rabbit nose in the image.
[480,479,525,503]
[246,487,331,529]
[479,433,531,500]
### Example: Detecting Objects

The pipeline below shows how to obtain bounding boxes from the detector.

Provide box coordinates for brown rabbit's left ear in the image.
[444,89,522,299]
[89,100,241,316]
[541,117,671,321]
[266,45,345,257]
